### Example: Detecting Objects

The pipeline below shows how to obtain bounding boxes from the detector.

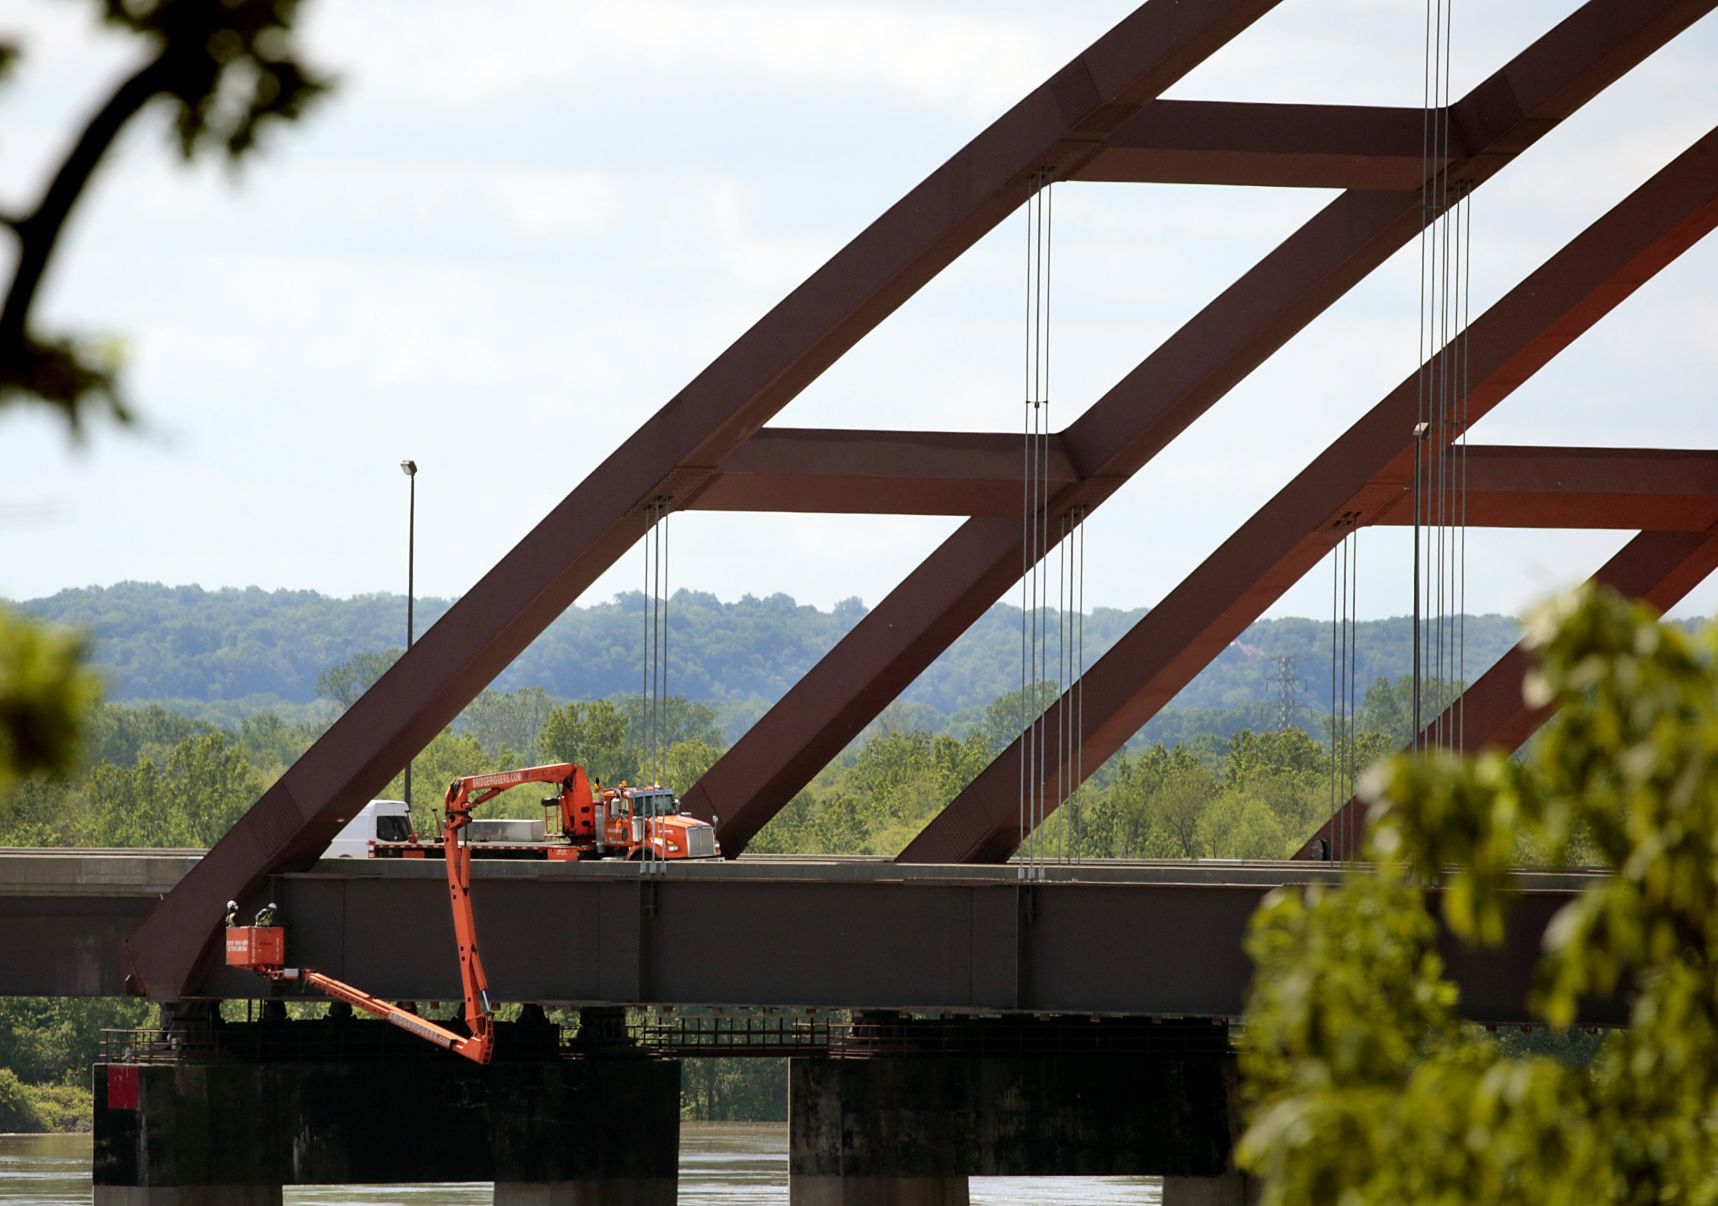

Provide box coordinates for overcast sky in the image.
[3,0,1715,625]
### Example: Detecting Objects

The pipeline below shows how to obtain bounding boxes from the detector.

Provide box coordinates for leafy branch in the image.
[0,0,332,429]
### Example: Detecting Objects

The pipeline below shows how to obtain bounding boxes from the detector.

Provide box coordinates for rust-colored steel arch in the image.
[1298,526,1718,860]
[901,126,1718,864]
[127,0,1718,998]
[684,0,1715,857]
[125,0,1291,999]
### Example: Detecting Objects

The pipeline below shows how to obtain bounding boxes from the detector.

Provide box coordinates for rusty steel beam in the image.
[700,437,1718,522]
[700,428,1078,516]
[685,0,1715,857]
[1074,101,1444,189]
[1299,526,1718,860]
[126,0,1290,999]
[1371,446,1718,531]
[902,126,1718,865]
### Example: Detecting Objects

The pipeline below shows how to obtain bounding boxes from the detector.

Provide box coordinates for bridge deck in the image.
[2,851,1609,1024]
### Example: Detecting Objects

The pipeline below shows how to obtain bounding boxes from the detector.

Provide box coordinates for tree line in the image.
[16,581,1526,723]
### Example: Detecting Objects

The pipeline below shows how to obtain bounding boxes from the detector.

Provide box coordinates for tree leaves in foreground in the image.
[1239,585,1718,1204]
[2,0,331,427]
[0,609,100,798]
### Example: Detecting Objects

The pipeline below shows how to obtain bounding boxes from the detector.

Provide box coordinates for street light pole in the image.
[401,459,417,808]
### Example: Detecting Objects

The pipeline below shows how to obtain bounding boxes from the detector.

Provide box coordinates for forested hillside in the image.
[16,582,1524,731]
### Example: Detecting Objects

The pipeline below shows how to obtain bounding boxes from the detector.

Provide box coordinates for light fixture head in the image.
[400,459,417,477]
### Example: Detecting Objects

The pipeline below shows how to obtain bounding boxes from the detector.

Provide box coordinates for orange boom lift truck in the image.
[224,763,720,1063]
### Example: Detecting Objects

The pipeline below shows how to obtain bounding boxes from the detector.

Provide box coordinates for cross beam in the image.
[700,429,1078,517]
[700,433,1718,525]
[1369,446,1718,531]
[1072,101,1444,189]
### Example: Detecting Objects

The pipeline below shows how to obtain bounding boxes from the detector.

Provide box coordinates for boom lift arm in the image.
[438,763,595,1063]
[227,763,597,1065]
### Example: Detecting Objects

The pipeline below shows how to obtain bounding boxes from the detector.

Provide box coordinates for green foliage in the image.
[1239,586,1718,1203]
[751,729,994,855]
[0,999,154,1085]
[0,999,149,1132]
[681,1058,788,1122]
[0,609,100,796]
[662,740,721,795]
[1352,673,1464,747]
[0,1066,46,1132]
[315,649,400,710]
[21,1079,92,1133]
[537,698,630,785]
[84,701,213,767]
[462,688,555,760]
[87,730,266,847]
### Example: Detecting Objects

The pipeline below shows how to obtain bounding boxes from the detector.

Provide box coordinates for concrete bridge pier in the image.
[92,1015,680,1205]
[787,1024,1249,1205]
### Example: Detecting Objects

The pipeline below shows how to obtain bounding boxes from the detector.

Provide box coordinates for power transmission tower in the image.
[1272,655,1307,732]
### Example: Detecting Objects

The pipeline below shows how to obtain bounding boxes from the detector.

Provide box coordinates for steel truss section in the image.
[688,0,1716,859]
[902,126,1718,864]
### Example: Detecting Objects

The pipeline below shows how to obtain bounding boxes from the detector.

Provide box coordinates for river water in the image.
[1,1129,1164,1203]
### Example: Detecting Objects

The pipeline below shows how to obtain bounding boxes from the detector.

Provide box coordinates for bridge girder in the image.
[127,0,1718,998]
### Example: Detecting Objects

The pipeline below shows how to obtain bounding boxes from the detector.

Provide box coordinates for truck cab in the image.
[605,786,719,859]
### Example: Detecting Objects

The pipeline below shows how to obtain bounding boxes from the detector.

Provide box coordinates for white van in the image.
[323,800,415,858]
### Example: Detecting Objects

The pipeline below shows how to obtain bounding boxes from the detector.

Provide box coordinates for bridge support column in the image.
[787,1028,1240,1202]
[94,1024,680,1203]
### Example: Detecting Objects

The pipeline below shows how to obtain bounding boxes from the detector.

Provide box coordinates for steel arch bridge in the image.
[128,0,1718,999]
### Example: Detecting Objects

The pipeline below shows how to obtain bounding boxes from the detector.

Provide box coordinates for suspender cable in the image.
[1327,516,1360,860]
[1016,171,1058,879]
[1329,524,1340,851]
[642,502,655,783]
[660,507,670,785]
[637,498,672,875]
[1347,525,1359,858]
[1055,514,1063,865]
[1019,179,1032,881]
[1414,0,1467,756]
[1039,178,1054,876]
[1458,195,1472,751]
[1075,508,1085,864]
